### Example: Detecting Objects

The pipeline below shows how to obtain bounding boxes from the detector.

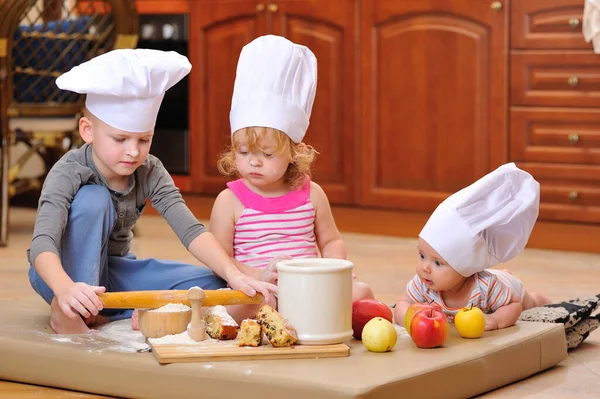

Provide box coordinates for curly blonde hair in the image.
[217,127,318,189]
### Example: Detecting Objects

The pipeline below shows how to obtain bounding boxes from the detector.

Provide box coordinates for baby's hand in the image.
[484,314,499,331]
[56,282,105,320]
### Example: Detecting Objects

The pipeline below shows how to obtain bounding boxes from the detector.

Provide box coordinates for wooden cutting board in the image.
[149,341,350,364]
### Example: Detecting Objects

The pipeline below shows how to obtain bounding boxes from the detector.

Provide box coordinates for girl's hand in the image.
[55,283,105,319]
[484,314,499,331]
[225,270,278,307]
[262,256,292,285]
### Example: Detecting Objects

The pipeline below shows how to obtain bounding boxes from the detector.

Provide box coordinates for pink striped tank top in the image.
[227,178,319,269]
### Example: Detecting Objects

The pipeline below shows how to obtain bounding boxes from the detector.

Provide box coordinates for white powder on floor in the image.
[150,303,191,313]
[49,319,150,354]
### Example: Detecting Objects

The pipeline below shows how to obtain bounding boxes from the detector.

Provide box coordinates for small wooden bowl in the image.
[138,308,192,339]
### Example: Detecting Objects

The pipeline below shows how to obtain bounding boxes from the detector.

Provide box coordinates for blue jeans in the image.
[28,185,226,321]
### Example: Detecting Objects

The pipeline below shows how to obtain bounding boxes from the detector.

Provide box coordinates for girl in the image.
[209,35,373,307]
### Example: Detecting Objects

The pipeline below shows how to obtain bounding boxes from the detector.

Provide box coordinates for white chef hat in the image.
[419,163,540,277]
[56,48,191,133]
[229,35,317,143]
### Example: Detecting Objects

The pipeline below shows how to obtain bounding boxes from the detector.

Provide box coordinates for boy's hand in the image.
[56,283,106,320]
[226,270,277,307]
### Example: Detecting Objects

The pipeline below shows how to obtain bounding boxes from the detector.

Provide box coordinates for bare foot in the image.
[227,303,267,325]
[83,314,110,329]
[131,309,140,330]
[352,281,375,302]
[530,292,552,307]
[522,291,552,310]
[49,297,89,334]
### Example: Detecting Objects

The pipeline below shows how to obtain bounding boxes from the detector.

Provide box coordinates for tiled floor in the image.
[0,207,599,398]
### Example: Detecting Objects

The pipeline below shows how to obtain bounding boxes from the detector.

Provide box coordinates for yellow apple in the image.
[454,306,486,339]
[361,317,397,352]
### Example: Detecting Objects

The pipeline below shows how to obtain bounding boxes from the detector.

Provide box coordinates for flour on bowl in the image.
[150,303,191,312]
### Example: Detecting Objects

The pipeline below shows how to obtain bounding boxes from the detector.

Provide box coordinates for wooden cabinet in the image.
[186,0,357,204]
[187,1,267,195]
[511,52,600,107]
[509,0,600,223]
[137,0,600,225]
[359,0,508,211]
[511,0,590,49]
[270,1,358,204]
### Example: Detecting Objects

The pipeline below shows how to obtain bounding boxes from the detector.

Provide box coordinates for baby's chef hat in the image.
[56,48,191,133]
[419,163,540,277]
[230,35,317,143]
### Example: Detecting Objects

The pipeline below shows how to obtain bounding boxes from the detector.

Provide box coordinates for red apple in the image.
[410,308,450,348]
[352,298,393,340]
[404,302,440,334]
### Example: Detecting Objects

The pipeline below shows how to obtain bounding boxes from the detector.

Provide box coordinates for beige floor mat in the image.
[0,298,567,399]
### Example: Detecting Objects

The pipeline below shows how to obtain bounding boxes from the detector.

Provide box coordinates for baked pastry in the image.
[238,319,263,347]
[256,305,297,347]
[204,305,239,340]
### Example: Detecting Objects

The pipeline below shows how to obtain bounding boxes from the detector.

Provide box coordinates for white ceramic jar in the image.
[276,258,354,345]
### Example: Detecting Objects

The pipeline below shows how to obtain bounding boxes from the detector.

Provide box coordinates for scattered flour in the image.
[148,331,198,345]
[148,331,246,349]
[49,319,150,354]
[150,303,191,312]
[52,337,73,343]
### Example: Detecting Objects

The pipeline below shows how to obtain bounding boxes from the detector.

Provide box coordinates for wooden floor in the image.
[1,201,599,398]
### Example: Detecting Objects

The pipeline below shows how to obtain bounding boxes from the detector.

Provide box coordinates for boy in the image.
[28,49,276,334]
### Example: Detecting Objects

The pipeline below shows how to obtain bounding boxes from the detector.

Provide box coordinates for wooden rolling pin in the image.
[98,289,264,309]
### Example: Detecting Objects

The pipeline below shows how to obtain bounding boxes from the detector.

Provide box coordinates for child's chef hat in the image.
[230,35,317,143]
[419,163,540,277]
[56,48,191,133]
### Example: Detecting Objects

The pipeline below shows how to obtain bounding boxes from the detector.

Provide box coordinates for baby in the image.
[394,163,551,331]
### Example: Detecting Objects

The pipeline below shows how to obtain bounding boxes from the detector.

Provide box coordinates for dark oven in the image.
[138,14,189,175]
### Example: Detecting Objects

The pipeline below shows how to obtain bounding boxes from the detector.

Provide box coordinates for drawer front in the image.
[510,107,600,164]
[511,0,591,49]
[516,162,600,223]
[511,52,600,107]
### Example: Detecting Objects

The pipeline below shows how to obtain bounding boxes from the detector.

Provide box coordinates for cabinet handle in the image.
[267,4,278,12]
[568,191,579,201]
[568,133,580,144]
[568,76,579,87]
[490,1,502,11]
[256,3,265,12]
[568,18,581,28]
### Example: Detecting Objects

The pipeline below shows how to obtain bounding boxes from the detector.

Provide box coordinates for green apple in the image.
[361,317,397,352]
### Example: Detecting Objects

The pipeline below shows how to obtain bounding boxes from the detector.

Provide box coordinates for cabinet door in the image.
[270,0,357,204]
[360,0,508,211]
[189,1,267,194]
[511,0,590,50]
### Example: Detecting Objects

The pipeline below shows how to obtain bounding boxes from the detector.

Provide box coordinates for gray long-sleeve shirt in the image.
[28,143,206,264]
